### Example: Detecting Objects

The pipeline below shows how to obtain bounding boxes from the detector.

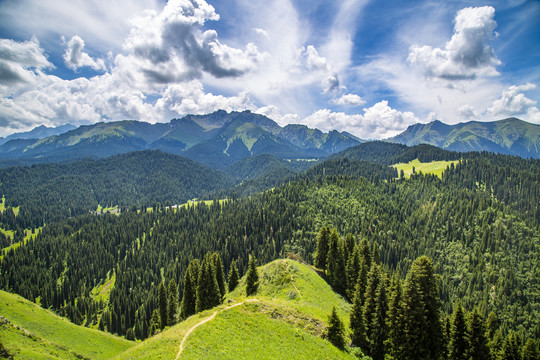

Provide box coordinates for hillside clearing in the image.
[392,158,459,178]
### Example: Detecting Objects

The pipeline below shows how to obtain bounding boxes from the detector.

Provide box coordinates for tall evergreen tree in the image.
[210,252,226,299]
[363,262,382,355]
[326,306,346,350]
[350,276,367,348]
[466,308,490,360]
[158,281,168,330]
[167,279,178,326]
[180,259,199,319]
[246,254,259,296]
[344,233,355,260]
[521,338,539,360]
[314,226,330,270]
[326,228,347,295]
[228,260,239,292]
[402,256,442,360]
[385,274,405,360]
[499,331,520,360]
[196,254,221,312]
[449,302,468,360]
[370,275,388,360]
[346,244,361,300]
[148,309,160,337]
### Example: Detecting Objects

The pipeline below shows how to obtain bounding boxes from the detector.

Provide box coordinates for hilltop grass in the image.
[392,158,459,178]
[0,291,134,360]
[114,259,355,360]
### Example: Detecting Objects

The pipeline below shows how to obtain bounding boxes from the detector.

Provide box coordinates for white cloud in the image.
[255,104,300,127]
[332,93,366,106]
[301,100,419,139]
[456,104,479,120]
[487,83,539,122]
[63,36,106,71]
[408,6,500,81]
[0,37,53,95]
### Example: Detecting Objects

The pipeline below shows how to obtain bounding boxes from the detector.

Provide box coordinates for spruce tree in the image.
[180,259,199,319]
[228,260,239,292]
[370,275,388,360]
[246,254,259,296]
[346,244,361,300]
[148,309,160,336]
[363,262,382,356]
[402,256,442,360]
[326,306,346,350]
[211,252,226,299]
[344,233,355,260]
[466,308,490,360]
[350,276,367,348]
[449,302,468,360]
[314,226,330,270]
[500,331,520,360]
[521,338,539,360]
[167,279,178,326]
[385,274,405,360]
[158,281,168,330]
[196,254,221,312]
[326,228,347,295]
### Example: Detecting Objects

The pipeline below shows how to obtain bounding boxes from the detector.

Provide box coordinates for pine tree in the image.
[449,302,468,360]
[246,254,259,296]
[211,252,226,299]
[180,259,200,319]
[500,331,520,360]
[326,228,347,295]
[196,254,221,312]
[402,256,442,360]
[228,260,239,292]
[314,226,330,270]
[167,279,178,326]
[466,308,490,360]
[350,276,367,348]
[326,306,346,350]
[385,274,405,360]
[521,338,539,360]
[158,281,168,330]
[370,275,388,360]
[344,233,355,260]
[346,244,361,300]
[363,262,382,356]
[148,309,160,336]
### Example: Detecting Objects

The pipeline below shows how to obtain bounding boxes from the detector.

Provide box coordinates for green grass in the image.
[114,259,355,360]
[0,291,134,359]
[90,272,116,304]
[392,158,459,178]
[1,228,42,261]
[0,195,5,212]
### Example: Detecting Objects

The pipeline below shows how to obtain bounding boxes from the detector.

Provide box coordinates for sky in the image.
[0,0,539,139]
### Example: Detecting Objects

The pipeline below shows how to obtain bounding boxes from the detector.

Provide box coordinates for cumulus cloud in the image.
[123,0,266,87]
[332,93,366,106]
[302,100,419,139]
[255,104,300,127]
[63,36,106,71]
[408,6,500,81]
[487,83,539,121]
[0,36,53,95]
[457,104,479,120]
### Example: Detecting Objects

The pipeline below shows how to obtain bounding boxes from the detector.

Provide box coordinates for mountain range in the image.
[0,113,538,169]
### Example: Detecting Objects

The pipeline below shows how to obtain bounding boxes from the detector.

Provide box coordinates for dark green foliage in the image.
[228,260,239,292]
[369,274,388,360]
[402,256,442,360]
[167,279,178,326]
[314,226,330,270]
[346,244,361,300]
[350,276,366,348]
[326,306,346,350]
[211,252,226,299]
[180,259,200,320]
[521,338,539,360]
[449,302,468,360]
[196,254,222,313]
[362,263,383,358]
[148,309,160,337]
[385,274,405,360]
[326,228,347,295]
[466,308,490,360]
[158,282,167,330]
[500,331,521,360]
[246,255,259,296]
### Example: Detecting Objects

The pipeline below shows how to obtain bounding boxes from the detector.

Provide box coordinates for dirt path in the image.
[175,299,258,359]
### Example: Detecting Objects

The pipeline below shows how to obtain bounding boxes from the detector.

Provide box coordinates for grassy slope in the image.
[0,291,134,360]
[392,158,459,178]
[114,259,355,360]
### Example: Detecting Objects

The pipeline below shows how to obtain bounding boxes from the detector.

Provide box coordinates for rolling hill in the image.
[113,259,355,360]
[0,124,76,145]
[0,290,134,360]
[389,117,540,158]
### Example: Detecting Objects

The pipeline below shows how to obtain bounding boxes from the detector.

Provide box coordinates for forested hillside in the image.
[1,150,538,351]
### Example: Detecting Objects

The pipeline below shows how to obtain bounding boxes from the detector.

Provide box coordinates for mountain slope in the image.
[0,290,134,360]
[0,124,77,145]
[113,259,354,360]
[389,118,540,158]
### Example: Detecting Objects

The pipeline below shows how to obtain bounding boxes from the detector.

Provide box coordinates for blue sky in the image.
[0,0,539,138]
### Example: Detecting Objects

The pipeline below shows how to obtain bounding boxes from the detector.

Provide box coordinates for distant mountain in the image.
[0,123,76,145]
[0,110,362,168]
[388,118,540,158]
